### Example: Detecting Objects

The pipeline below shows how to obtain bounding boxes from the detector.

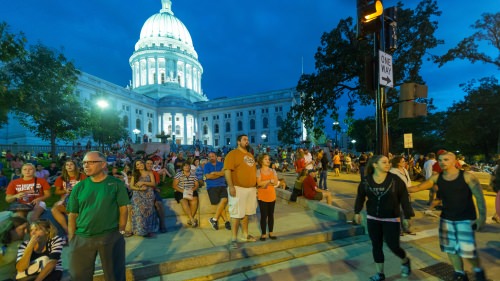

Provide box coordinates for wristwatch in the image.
[119,230,126,235]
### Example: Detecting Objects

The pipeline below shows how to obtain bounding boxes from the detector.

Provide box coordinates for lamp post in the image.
[133,129,140,144]
[261,133,267,153]
[96,99,109,152]
[333,121,339,148]
[351,139,357,153]
[172,133,176,152]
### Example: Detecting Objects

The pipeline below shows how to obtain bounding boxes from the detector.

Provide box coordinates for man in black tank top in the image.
[408,152,487,281]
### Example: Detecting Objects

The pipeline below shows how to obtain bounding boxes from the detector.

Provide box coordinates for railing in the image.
[0,144,100,156]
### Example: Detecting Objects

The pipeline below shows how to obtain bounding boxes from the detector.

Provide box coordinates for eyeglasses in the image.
[81,161,104,166]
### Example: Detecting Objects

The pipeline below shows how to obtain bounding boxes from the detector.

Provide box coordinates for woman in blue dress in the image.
[130,160,156,237]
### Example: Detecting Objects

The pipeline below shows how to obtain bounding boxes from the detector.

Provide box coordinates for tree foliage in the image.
[0,22,26,126]
[293,0,443,138]
[435,12,500,68]
[443,77,499,159]
[88,94,128,152]
[278,112,303,146]
[7,43,87,158]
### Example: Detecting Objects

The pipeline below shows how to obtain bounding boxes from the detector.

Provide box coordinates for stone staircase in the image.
[90,188,365,281]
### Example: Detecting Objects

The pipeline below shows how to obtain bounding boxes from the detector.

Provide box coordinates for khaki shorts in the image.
[228,186,257,219]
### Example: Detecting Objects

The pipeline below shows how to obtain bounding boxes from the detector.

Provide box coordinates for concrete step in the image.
[92,222,365,281]
[145,233,371,281]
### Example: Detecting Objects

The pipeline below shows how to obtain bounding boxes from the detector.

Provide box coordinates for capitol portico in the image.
[0,0,303,149]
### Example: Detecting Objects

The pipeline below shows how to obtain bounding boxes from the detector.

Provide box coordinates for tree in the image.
[0,22,26,126]
[277,112,303,146]
[435,12,500,68]
[435,12,500,155]
[7,43,87,158]
[89,100,128,152]
[293,0,443,138]
[443,77,499,159]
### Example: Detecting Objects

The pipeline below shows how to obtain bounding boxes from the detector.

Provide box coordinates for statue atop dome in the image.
[160,0,173,14]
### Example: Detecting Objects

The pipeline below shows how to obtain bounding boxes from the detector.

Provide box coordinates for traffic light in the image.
[399,83,428,118]
[357,0,383,40]
[384,7,397,52]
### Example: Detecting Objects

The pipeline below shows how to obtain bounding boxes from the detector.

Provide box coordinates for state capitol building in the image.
[0,0,303,148]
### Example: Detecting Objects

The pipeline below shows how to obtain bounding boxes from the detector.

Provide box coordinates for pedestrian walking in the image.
[409,151,487,281]
[354,155,413,281]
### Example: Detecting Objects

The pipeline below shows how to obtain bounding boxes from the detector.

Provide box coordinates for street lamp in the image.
[97,100,109,109]
[133,128,140,144]
[96,99,109,152]
[333,121,339,147]
[351,139,357,152]
[261,133,267,152]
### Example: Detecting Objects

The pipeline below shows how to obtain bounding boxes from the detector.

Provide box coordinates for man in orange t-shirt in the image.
[224,134,257,248]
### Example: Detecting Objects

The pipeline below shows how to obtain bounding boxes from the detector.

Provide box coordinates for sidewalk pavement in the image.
[60,170,499,281]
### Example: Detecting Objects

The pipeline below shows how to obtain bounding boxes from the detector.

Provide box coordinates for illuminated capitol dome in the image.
[129,0,205,102]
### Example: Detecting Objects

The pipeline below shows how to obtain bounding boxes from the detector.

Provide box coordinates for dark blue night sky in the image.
[1,0,498,120]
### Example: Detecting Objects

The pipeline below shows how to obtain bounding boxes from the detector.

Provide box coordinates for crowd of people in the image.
[1,143,499,281]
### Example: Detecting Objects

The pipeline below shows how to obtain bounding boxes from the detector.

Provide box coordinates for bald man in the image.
[409,152,487,281]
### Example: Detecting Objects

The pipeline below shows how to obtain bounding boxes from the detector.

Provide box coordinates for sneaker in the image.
[369,273,385,281]
[209,217,219,230]
[192,219,198,228]
[453,272,469,281]
[229,240,238,249]
[401,258,411,277]
[225,221,231,230]
[474,269,486,281]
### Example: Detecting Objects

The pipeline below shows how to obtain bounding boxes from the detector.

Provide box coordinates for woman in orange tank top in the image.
[256,153,279,241]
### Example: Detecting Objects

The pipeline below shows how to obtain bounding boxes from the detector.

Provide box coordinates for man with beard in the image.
[206,151,231,230]
[67,151,130,281]
[224,134,257,249]
[409,152,487,281]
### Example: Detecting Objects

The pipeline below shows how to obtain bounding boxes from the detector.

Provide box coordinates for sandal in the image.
[123,232,133,237]
[241,235,257,242]
[269,235,278,240]
[260,236,266,241]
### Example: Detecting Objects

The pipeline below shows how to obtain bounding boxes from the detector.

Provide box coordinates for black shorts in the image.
[174,190,199,203]
[207,186,228,205]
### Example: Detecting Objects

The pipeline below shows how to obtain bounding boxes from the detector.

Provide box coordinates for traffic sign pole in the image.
[374,8,389,156]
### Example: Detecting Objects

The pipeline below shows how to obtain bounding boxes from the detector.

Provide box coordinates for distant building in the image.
[0,0,302,148]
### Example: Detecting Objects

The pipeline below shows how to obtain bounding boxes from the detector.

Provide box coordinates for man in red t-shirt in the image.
[6,163,51,221]
[302,169,333,204]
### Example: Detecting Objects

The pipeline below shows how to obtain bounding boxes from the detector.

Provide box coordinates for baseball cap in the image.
[437,149,447,156]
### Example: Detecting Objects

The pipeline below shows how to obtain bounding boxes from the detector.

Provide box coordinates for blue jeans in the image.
[319,170,328,190]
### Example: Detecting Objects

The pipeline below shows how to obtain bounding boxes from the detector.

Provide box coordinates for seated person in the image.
[281,160,290,172]
[16,219,63,281]
[173,162,199,227]
[302,169,333,204]
[51,160,86,235]
[5,164,51,221]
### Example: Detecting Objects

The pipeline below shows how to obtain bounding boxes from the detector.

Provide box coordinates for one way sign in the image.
[379,50,393,88]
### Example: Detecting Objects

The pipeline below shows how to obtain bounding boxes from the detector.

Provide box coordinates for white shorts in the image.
[228,186,257,219]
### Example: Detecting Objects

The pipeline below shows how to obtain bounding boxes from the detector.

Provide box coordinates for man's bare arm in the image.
[466,172,486,227]
[408,175,438,193]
